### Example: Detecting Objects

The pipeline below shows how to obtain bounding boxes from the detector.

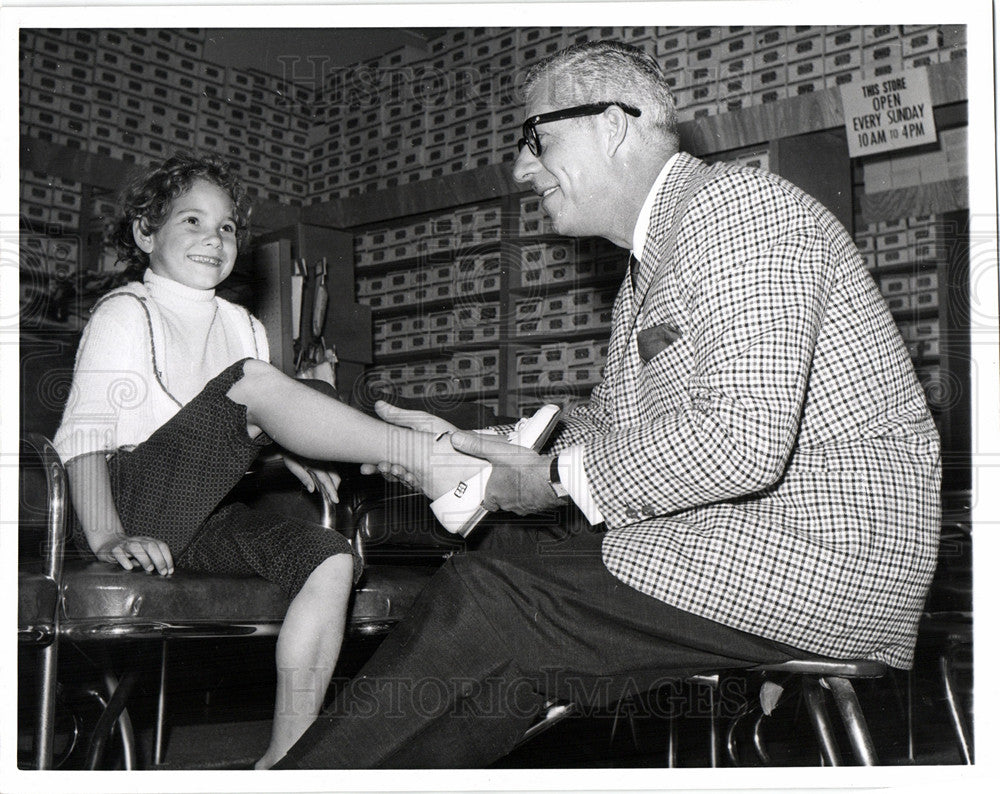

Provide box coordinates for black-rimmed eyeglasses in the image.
[516,102,642,157]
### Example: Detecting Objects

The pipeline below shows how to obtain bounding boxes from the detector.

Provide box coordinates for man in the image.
[275,40,940,769]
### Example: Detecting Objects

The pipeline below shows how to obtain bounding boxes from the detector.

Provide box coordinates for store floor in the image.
[18,632,971,770]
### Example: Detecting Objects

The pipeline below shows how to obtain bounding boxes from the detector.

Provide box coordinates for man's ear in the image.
[132,219,154,254]
[604,105,630,158]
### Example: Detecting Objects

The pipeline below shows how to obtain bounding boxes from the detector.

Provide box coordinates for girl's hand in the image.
[95,535,174,576]
[282,455,341,505]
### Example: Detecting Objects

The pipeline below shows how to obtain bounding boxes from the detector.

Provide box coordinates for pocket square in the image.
[637,322,681,363]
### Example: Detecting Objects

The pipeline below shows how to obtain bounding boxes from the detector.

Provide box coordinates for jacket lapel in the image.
[632,153,708,305]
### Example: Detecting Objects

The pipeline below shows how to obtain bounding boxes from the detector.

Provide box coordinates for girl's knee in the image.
[302,553,355,596]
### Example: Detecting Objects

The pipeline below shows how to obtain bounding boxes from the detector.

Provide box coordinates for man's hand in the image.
[282,455,341,504]
[449,431,564,516]
[411,433,490,501]
[360,400,459,485]
[95,534,174,576]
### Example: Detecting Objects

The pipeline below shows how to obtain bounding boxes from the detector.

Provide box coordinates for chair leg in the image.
[103,671,137,770]
[34,641,60,770]
[800,676,842,766]
[609,698,623,747]
[85,669,141,770]
[515,700,576,747]
[153,641,168,767]
[824,676,879,765]
[906,668,916,763]
[688,676,720,767]
[608,697,640,756]
[705,680,718,767]
[751,710,772,764]
[666,713,678,767]
[724,707,744,766]
[940,652,973,764]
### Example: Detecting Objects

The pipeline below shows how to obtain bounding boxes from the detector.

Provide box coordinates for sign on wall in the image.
[840,67,938,158]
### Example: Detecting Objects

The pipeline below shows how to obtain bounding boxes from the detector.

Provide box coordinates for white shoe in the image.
[430,405,562,536]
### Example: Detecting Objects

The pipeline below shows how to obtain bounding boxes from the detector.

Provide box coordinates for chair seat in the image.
[57,561,437,640]
[755,658,887,678]
[355,491,463,552]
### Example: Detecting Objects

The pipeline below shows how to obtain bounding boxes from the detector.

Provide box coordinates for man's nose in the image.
[512,145,539,185]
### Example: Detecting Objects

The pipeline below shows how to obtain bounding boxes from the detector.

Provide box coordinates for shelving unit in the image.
[863,208,971,491]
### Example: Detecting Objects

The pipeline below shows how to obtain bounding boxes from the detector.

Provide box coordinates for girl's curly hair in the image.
[113,150,252,279]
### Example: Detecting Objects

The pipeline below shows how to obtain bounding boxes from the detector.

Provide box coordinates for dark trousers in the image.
[276,519,806,769]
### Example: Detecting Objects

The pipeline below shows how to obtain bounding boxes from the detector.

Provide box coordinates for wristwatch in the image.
[548,455,570,501]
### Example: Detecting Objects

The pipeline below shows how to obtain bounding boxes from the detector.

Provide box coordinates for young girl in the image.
[52,151,480,769]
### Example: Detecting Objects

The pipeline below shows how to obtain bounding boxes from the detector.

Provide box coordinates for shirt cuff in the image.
[558,445,605,525]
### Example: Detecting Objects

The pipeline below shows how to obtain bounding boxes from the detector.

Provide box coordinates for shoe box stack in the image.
[20,25,967,213]
[356,199,506,400]
[19,171,126,278]
[19,171,84,274]
[513,284,618,339]
[19,28,314,209]
[671,25,965,122]
[308,25,966,199]
[861,128,968,192]
[20,25,967,233]
[854,214,949,376]
[366,348,501,403]
[355,202,503,312]
[515,338,609,391]
[309,27,586,200]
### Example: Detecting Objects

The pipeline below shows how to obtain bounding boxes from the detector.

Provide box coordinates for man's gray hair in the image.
[522,40,679,148]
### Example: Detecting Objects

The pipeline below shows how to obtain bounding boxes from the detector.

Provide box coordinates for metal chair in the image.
[20,433,574,769]
[913,491,973,763]
[18,433,438,769]
[657,659,886,767]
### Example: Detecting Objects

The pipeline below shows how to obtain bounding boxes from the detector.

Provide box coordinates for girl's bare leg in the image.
[227,359,482,499]
[255,554,354,770]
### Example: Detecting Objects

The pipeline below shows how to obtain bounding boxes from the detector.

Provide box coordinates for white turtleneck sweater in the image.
[53,269,270,464]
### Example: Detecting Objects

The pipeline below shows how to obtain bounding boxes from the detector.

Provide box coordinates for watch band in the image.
[549,455,570,500]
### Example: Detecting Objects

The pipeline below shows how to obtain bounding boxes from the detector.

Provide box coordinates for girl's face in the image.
[133,178,238,291]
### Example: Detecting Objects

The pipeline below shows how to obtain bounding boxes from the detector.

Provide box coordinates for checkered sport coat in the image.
[549,152,940,668]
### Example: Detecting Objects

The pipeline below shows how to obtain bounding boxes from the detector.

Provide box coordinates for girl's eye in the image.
[184,216,199,225]
[221,223,236,234]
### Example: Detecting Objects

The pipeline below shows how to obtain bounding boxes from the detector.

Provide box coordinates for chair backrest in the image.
[352,488,465,558]
[21,434,69,582]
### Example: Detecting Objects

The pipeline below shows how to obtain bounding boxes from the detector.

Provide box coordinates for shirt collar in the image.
[143,268,217,303]
[631,152,680,262]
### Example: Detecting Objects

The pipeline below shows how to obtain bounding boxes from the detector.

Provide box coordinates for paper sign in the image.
[840,67,937,158]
